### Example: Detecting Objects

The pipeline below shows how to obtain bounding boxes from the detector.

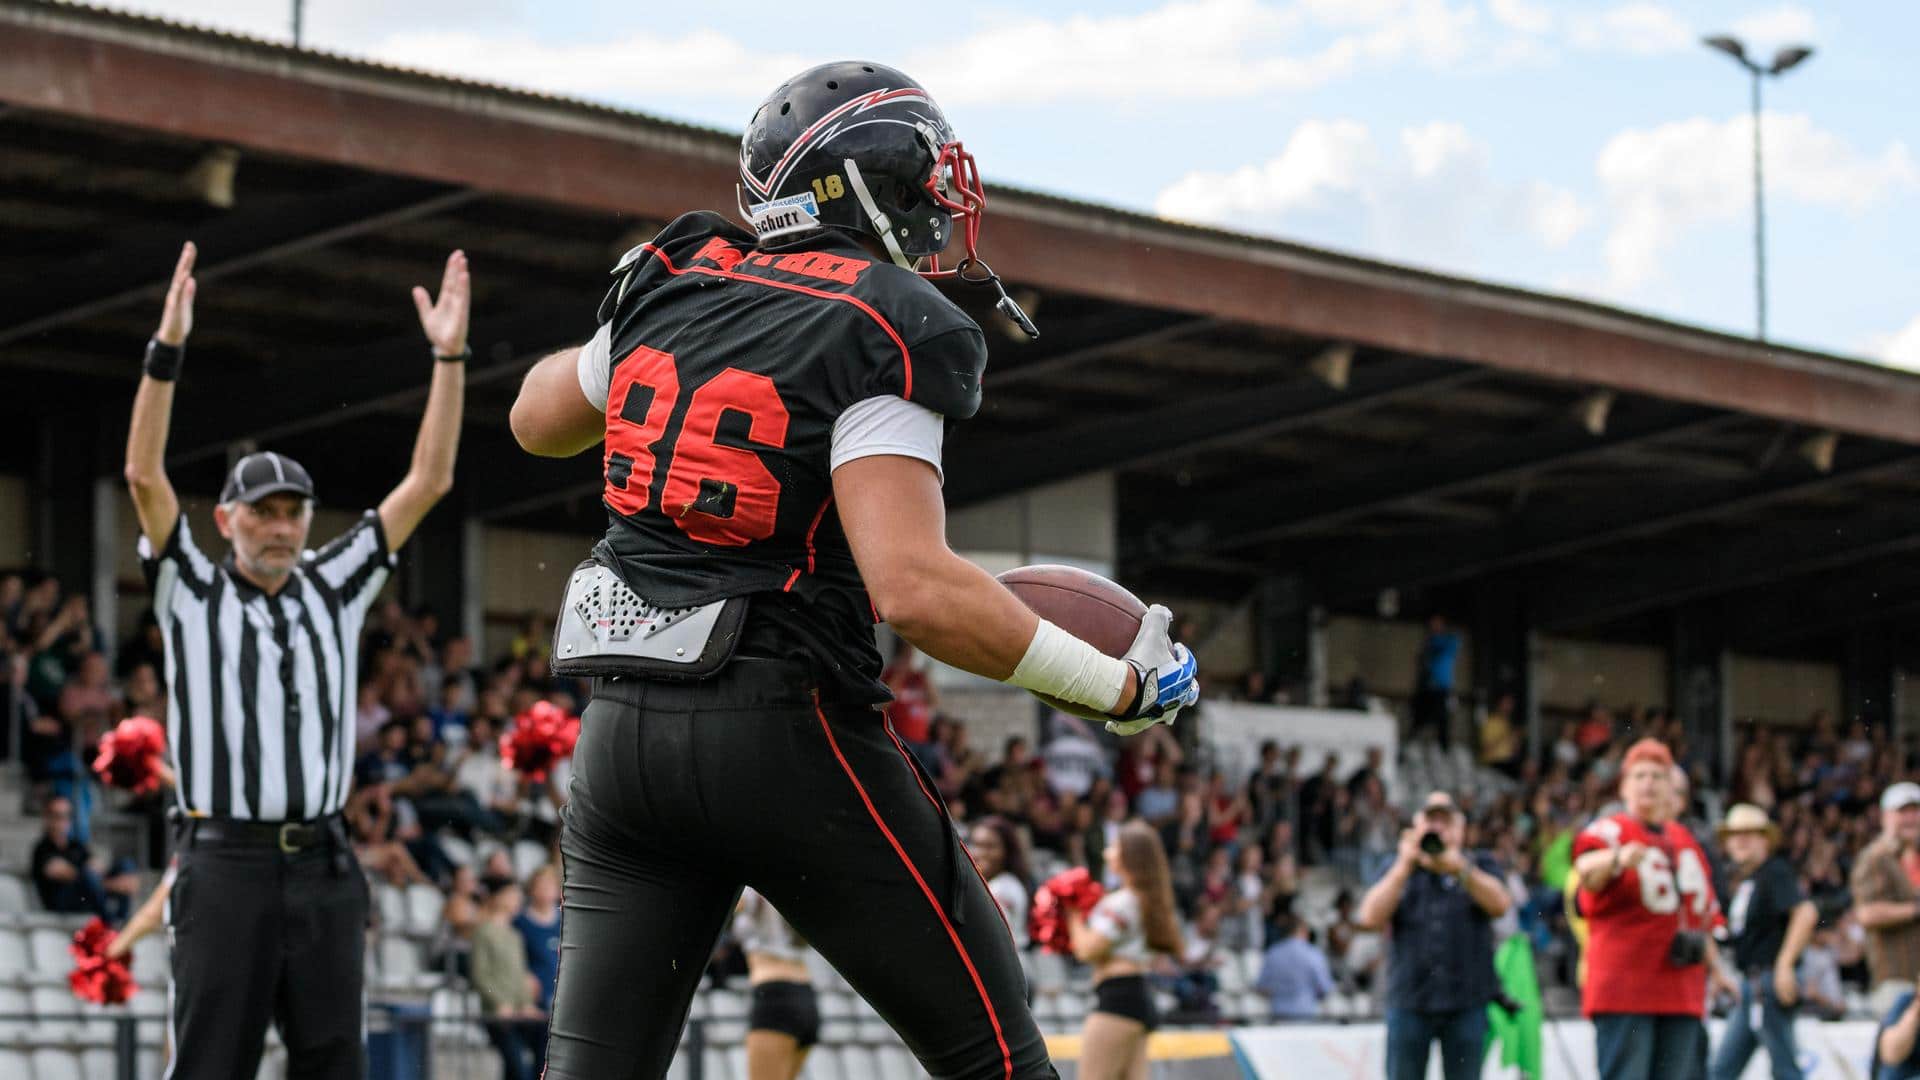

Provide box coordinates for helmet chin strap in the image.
[842,158,915,270]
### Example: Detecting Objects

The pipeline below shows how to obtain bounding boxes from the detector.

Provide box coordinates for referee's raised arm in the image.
[378,249,470,552]
[123,242,193,551]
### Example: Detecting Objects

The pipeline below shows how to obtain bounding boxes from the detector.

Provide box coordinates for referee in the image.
[124,242,470,1078]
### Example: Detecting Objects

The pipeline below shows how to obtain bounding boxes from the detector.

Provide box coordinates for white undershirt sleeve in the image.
[829,395,945,484]
[576,324,613,411]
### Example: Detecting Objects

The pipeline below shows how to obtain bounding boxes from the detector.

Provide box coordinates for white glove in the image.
[1106,605,1200,735]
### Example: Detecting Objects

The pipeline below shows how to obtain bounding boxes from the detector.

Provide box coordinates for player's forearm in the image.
[107,879,171,958]
[873,549,1040,678]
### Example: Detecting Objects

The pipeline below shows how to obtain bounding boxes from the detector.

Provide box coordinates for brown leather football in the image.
[997,564,1146,660]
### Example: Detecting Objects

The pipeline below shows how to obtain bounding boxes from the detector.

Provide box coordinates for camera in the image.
[1419,831,1446,856]
[1667,929,1707,968]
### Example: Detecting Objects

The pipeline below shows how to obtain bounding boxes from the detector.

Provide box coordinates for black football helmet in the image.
[739,61,985,277]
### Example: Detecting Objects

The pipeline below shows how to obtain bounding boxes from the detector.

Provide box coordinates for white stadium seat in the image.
[130,935,167,983]
[512,841,548,881]
[0,929,29,978]
[379,936,422,979]
[405,883,443,936]
[375,885,407,931]
[30,1048,84,1080]
[874,1046,916,1080]
[0,875,30,914]
[0,985,29,1041]
[0,1051,25,1080]
[838,1045,880,1080]
[80,1047,117,1080]
[30,927,72,974]
[800,1044,842,1080]
[704,988,746,1019]
[436,832,475,869]
[701,1047,731,1080]
[32,985,81,1043]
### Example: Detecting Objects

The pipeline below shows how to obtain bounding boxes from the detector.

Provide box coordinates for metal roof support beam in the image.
[0,177,476,348]
[946,358,1488,508]
[10,11,1920,442]
[1535,509,1920,631]
[1130,405,1735,565]
[1310,446,1920,602]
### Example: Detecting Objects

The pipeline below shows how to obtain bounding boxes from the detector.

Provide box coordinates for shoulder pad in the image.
[598,212,757,323]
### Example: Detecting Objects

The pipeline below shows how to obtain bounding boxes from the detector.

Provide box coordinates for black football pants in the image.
[541,659,1055,1080]
[166,829,368,1079]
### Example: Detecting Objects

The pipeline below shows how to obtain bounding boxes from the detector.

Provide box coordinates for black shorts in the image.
[1093,975,1159,1031]
[541,659,1055,1080]
[749,980,821,1047]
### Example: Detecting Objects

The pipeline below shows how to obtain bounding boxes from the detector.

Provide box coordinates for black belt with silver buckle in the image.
[187,815,340,854]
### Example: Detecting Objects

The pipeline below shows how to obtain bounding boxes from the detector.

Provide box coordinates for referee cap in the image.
[221,451,315,505]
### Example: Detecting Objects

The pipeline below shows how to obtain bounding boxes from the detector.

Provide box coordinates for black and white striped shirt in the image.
[139,511,395,821]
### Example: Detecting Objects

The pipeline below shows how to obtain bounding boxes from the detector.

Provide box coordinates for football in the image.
[997,565,1147,717]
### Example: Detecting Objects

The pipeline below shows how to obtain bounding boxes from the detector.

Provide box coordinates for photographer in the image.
[1708,804,1817,1080]
[1573,739,1737,1080]
[1357,791,1511,1080]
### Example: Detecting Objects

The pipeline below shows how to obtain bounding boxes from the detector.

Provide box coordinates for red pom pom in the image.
[68,918,136,1005]
[1028,868,1106,956]
[500,701,581,783]
[93,716,168,796]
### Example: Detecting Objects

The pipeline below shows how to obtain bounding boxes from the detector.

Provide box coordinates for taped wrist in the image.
[143,340,183,382]
[1006,619,1130,714]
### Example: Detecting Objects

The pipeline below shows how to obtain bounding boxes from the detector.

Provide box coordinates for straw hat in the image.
[1714,803,1780,845]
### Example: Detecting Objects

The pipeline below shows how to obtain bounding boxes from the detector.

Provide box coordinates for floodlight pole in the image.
[1703,35,1814,342]
[292,0,304,48]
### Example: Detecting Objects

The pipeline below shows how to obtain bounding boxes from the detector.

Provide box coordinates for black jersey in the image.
[588,212,987,701]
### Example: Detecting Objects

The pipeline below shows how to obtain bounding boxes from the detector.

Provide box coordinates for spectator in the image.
[1575,703,1615,757]
[31,796,134,919]
[1709,804,1819,1080]
[1797,925,1848,1021]
[1204,770,1250,854]
[1070,821,1184,1078]
[1852,782,1920,1016]
[1135,757,1182,828]
[967,816,1031,947]
[1479,693,1521,774]
[472,877,547,1080]
[1412,614,1460,748]
[1571,738,1735,1080]
[1246,741,1297,835]
[454,714,523,830]
[1255,913,1333,1020]
[1298,752,1341,865]
[1357,791,1511,1080]
[879,638,937,754]
[1041,713,1111,802]
[432,864,484,978]
[515,865,562,1011]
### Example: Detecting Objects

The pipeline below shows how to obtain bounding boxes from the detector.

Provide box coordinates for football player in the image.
[509,62,1199,1080]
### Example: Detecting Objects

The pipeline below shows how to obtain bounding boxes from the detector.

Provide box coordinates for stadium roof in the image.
[6,0,1920,659]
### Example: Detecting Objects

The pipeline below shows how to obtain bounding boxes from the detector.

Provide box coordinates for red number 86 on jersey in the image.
[602,345,790,547]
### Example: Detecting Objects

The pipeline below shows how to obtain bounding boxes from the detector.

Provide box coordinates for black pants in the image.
[166,829,368,1079]
[543,659,1054,1080]
[1413,688,1453,750]
[485,1017,551,1080]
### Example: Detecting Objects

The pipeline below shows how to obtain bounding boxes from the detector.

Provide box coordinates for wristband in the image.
[143,339,183,382]
[1007,619,1130,715]
[434,346,471,363]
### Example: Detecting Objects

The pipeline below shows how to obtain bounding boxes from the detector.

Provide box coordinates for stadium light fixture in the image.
[1702,34,1815,341]
[1574,390,1614,436]
[1799,430,1838,473]
[1309,343,1354,390]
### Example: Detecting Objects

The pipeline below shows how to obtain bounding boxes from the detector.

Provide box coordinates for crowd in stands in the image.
[2,568,1908,1034]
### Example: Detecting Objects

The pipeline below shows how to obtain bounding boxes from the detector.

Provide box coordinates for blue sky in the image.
[112,0,1919,367]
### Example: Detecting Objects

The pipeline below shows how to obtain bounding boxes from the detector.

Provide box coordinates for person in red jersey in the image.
[1573,738,1737,1079]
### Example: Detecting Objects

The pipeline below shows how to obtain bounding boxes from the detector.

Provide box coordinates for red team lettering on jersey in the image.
[1574,812,1721,1017]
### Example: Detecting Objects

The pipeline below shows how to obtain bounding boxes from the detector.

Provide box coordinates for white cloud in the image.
[1155,119,1590,267]
[1869,314,1920,370]
[1595,112,1918,293]
[1488,0,1552,35]
[910,0,1481,106]
[1569,4,1693,55]
[1731,6,1819,54]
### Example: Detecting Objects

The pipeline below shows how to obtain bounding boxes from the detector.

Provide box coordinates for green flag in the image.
[1485,934,1544,1079]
